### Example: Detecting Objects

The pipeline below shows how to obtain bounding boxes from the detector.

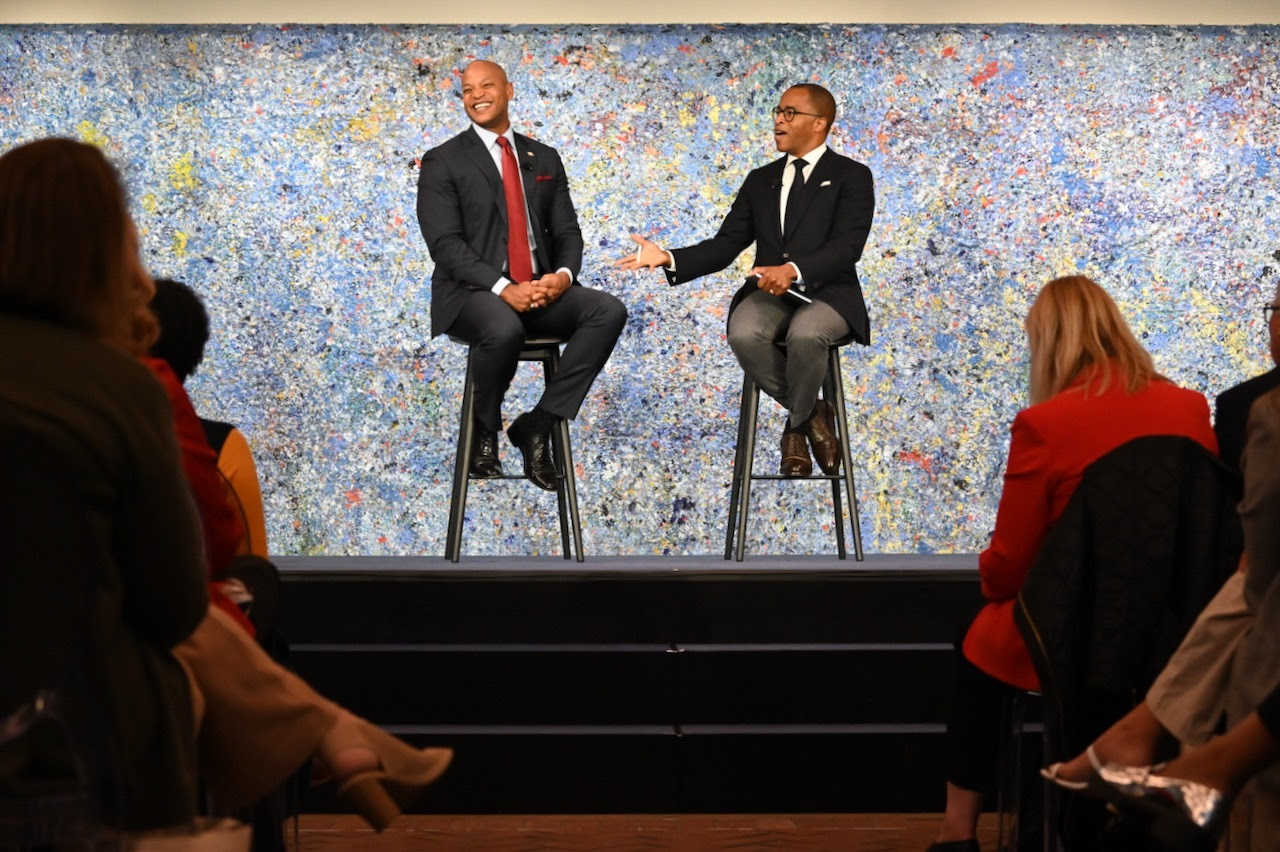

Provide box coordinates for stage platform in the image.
[276,554,1040,814]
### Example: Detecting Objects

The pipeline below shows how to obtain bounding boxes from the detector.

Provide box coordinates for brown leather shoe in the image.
[780,426,812,477]
[803,399,841,474]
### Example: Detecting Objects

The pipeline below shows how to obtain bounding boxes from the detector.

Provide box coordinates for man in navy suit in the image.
[619,83,874,477]
[418,60,626,490]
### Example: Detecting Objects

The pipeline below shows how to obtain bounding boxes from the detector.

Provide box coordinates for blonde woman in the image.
[929,275,1217,851]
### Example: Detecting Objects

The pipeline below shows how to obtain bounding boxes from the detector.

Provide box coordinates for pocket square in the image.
[820,180,832,187]
[536,174,553,182]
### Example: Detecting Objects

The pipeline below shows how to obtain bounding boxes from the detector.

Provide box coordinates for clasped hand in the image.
[750,265,796,297]
[502,271,570,312]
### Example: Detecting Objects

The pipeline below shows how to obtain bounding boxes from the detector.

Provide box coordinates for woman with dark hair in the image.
[927,275,1218,851]
[150,277,270,561]
[0,138,450,834]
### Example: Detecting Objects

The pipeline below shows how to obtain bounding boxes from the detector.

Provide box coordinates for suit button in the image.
[782,252,790,259]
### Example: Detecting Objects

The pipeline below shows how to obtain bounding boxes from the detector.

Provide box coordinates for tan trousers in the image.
[1146,572,1252,744]
[175,605,336,810]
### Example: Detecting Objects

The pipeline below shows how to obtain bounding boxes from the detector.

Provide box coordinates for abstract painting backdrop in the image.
[2,23,1277,556]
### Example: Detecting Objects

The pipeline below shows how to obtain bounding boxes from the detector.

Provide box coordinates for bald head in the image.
[460,60,514,133]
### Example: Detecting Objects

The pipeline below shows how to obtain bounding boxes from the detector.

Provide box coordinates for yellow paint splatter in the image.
[75,121,110,149]
[168,153,198,192]
[172,230,189,258]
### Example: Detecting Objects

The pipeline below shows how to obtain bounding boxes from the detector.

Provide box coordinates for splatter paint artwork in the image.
[2,24,1276,556]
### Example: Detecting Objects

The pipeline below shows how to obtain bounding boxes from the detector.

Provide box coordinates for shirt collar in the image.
[472,123,515,151]
[786,144,827,170]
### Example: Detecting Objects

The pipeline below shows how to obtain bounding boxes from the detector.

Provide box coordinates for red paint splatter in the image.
[971,60,1000,86]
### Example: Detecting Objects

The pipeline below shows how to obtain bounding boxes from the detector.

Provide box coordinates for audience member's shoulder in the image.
[1218,367,1280,410]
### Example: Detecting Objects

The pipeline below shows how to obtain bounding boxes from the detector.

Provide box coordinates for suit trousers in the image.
[727,290,850,429]
[448,286,627,433]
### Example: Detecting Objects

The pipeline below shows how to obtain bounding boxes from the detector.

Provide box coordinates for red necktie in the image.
[497,137,533,285]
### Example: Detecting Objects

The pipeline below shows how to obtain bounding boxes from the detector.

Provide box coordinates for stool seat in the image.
[445,336,584,562]
[724,338,864,561]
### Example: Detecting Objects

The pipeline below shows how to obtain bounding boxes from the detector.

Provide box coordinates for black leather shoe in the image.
[508,413,558,491]
[469,428,503,478]
[780,425,812,477]
[803,399,841,474]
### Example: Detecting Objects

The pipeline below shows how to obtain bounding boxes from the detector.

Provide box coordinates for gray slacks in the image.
[726,290,850,429]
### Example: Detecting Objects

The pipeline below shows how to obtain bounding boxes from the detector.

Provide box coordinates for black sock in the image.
[522,406,560,434]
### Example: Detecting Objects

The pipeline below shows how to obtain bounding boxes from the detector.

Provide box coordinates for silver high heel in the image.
[1088,765,1231,852]
[1040,743,1104,791]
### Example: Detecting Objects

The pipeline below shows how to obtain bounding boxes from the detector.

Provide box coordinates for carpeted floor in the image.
[287,812,1002,850]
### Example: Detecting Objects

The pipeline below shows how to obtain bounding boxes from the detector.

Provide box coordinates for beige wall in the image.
[3,0,1277,24]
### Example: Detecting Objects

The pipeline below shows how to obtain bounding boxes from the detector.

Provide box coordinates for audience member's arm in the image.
[117,372,209,649]
[1239,389,1280,602]
[978,411,1052,601]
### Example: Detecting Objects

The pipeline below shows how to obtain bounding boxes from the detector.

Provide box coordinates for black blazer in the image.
[665,147,875,344]
[417,126,584,336]
[1215,366,1280,474]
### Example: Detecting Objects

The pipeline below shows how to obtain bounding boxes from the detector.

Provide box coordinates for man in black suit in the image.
[418,60,627,490]
[1215,282,1280,473]
[618,83,874,477]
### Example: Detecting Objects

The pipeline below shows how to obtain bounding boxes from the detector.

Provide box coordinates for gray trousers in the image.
[727,290,850,429]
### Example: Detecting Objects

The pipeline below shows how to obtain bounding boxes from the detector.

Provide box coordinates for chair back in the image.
[1015,434,1242,759]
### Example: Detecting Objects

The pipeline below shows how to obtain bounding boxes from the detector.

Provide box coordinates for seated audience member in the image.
[1047,383,1280,850]
[928,275,1218,852]
[0,137,450,834]
[150,277,269,559]
[1213,284,1280,474]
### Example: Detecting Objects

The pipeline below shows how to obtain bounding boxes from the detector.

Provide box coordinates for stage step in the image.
[275,559,1037,813]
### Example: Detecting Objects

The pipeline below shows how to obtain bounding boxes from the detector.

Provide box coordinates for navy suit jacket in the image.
[1215,366,1280,473]
[665,147,875,344]
[417,126,584,336]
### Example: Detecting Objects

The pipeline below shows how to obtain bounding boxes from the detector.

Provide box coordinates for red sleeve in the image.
[142,358,245,570]
[978,409,1053,602]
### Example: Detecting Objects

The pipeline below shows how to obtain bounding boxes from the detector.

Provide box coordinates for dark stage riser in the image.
[276,557,1044,814]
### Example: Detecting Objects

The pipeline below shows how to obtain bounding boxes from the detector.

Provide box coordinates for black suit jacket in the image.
[665,147,875,344]
[417,126,584,336]
[1214,366,1280,473]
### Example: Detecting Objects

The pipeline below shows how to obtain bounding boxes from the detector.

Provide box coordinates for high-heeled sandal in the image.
[1088,764,1230,852]
[1040,744,1105,790]
[323,719,453,831]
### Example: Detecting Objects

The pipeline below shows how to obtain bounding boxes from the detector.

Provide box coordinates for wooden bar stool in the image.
[724,336,864,561]
[445,336,584,562]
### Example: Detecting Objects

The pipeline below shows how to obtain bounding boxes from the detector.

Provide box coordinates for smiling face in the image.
[461,60,513,134]
[773,86,828,155]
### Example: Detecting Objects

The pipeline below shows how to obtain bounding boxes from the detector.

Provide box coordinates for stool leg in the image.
[734,379,761,562]
[544,350,584,562]
[823,370,848,560]
[446,351,478,562]
[828,349,864,561]
[724,373,754,560]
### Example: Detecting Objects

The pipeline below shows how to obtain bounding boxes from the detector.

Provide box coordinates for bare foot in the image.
[1053,700,1168,784]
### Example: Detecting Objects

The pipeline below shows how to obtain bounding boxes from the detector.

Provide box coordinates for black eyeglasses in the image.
[771,106,823,122]
[1266,304,1280,322]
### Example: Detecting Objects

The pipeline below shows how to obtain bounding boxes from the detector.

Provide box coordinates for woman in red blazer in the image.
[929,275,1217,852]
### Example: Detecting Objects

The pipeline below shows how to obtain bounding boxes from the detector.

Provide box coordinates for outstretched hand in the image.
[614,234,672,271]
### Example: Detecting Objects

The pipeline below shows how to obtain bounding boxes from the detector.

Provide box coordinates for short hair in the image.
[791,83,837,124]
[150,278,210,383]
[0,138,139,347]
[1025,275,1157,405]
